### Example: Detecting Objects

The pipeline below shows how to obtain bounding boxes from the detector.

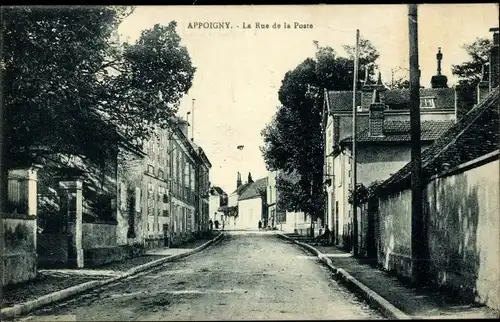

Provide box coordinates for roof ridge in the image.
[420,87,498,170]
[381,87,498,188]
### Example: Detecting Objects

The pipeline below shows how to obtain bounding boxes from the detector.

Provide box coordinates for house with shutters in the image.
[322,48,458,250]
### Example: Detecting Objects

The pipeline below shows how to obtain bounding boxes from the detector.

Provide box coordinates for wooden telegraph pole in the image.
[352,29,360,256]
[408,4,425,284]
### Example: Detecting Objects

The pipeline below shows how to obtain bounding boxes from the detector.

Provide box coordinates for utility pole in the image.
[191,98,195,141]
[352,29,360,256]
[408,4,425,285]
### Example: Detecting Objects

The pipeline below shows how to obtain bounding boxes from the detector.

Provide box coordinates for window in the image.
[135,187,141,213]
[158,169,164,179]
[420,97,436,108]
[148,165,154,174]
[339,155,344,187]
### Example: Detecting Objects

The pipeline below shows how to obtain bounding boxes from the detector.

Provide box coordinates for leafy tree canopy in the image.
[261,38,379,220]
[451,37,493,117]
[451,37,492,85]
[2,6,196,168]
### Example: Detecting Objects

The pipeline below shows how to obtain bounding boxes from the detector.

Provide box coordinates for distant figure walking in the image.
[258,220,262,231]
[209,219,213,231]
[214,220,220,230]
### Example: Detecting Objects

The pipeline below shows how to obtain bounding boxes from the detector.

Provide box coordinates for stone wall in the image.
[377,189,413,280]
[1,216,37,287]
[426,158,499,310]
[82,222,117,250]
[375,155,499,310]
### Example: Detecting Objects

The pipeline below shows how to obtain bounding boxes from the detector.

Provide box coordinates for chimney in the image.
[178,119,189,138]
[431,47,448,88]
[477,64,490,104]
[489,27,499,90]
[237,172,242,188]
[361,67,386,108]
[369,89,385,137]
[248,172,254,183]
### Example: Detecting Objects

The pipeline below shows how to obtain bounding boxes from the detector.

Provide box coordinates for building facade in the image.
[169,120,198,246]
[209,186,228,225]
[322,50,458,249]
[195,145,212,234]
[116,116,211,249]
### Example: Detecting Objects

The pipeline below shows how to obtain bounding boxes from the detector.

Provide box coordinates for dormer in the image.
[420,96,436,108]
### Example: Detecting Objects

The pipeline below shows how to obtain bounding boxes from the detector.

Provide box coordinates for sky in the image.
[117,4,499,194]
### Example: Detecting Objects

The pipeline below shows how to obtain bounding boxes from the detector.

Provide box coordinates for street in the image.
[18,233,384,321]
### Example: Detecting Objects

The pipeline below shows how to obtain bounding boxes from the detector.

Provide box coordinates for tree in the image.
[2,6,133,168]
[261,38,379,222]
[1,7,196,212]
[452,37,492,84]
[101,22,196,143]
[387,67,410,89]
[451,37,493,117]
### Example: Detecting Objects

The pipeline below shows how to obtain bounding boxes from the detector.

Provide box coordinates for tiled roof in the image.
[326,87,456,111]
[378,86,499,193]
[384,88,456,110]
[232,182,252,195]
[239,177,268,201]
[327,91,361,111]
[340,120,454,144]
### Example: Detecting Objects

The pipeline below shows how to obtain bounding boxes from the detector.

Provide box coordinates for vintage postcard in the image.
[1,4,499,321]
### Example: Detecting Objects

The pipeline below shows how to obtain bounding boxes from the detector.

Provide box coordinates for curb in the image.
[1,232,224,320]
[277,233,411,320]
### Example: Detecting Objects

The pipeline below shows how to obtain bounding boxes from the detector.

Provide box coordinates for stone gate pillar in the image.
[58,179,84,268]
[7,165,42,217]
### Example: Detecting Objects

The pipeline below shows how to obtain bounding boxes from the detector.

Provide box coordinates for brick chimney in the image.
[489,27,499,90]
[369,89,385,137]
[477,64,490,104]
[361,67,386,108]
[248,172,254,184]
[431,47,448,88]
[237,172,242,188]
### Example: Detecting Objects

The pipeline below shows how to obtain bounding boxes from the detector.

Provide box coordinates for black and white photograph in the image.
[1,3,499,321]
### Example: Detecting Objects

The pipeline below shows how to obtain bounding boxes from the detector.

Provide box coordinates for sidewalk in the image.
[1,233,222,314]
[288,235,499,319]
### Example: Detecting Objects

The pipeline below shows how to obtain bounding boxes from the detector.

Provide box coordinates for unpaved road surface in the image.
[18,233,385,321]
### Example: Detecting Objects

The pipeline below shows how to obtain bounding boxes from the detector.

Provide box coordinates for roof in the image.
[340,120,454,144]
[232,182,252,195]
[326,87,456,112]
[210,186,226,196]
[378,86,499,193]
[326,91,361,111]
[239,177,268,201]
[384,88,455,110]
